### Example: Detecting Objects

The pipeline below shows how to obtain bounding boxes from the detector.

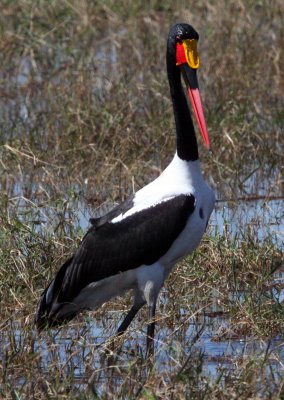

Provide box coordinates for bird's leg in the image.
[116,300,146,336]
[103,301,146,362]
[146,302,156,357]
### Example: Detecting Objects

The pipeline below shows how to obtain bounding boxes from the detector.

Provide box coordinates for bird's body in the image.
[36,23,215,353]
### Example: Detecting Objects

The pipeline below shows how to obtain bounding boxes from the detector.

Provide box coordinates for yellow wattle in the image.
[183,39,200,69]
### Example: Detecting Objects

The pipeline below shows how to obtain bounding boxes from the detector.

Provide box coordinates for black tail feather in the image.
[35,257,77,330]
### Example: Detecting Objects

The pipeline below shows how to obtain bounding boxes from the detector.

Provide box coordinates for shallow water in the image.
[0,198,283,391]
[212,198,284,244]
[0,5,283,395]
[1,84,283,383]
[2,171,283,380]
[4,308,283,388]
[59,190,284,379]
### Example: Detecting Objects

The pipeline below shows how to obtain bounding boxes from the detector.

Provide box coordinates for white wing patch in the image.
[111,196,176,223]
[111,154,203,224]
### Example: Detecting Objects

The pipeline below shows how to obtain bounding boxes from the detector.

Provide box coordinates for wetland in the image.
[0,1,283,398]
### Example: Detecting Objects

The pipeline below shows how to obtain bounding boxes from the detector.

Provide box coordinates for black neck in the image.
[167,38,199,161]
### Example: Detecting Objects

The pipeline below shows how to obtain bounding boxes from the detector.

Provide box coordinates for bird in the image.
[35,23,215,355]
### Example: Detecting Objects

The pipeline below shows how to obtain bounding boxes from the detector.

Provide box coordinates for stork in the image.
[35,23,215,355]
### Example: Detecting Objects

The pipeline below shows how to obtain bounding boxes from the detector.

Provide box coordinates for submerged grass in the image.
[0,0,284,398]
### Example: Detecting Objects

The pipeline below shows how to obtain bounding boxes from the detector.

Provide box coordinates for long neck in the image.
[167,40,199,161]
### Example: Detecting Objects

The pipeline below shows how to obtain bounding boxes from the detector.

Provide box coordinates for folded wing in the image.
[35,194,195,328]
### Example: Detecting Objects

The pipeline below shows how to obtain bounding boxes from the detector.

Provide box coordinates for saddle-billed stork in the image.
[35,23,215,355]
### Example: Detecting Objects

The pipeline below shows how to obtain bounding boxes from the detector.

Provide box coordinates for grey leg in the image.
[116,301,146,336]
[146,302,156,357]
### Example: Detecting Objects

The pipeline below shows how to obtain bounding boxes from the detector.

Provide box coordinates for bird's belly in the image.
[72,269,138,311]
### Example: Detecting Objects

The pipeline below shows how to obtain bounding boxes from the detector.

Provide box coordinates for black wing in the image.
[61,193,195,300]
[89,194,135,228]
[36,194,195,327]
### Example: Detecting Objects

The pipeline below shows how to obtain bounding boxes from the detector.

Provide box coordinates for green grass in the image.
[0,0,283,398]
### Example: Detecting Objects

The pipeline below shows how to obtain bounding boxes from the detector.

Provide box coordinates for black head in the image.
[168,23,199,45]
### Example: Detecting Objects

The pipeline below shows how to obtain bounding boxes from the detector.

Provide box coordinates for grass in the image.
[0,0,284,398]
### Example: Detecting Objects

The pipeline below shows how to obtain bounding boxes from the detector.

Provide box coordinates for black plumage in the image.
[89,194,135,228]
[36,194,195,328]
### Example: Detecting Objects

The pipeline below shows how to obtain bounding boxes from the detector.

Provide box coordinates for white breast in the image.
[161,181,215,270]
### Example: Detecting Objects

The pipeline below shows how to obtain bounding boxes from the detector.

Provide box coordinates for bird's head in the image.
[168,23,211,150]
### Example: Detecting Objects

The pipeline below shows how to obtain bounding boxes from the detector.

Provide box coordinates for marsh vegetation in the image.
[0,0,283,398]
